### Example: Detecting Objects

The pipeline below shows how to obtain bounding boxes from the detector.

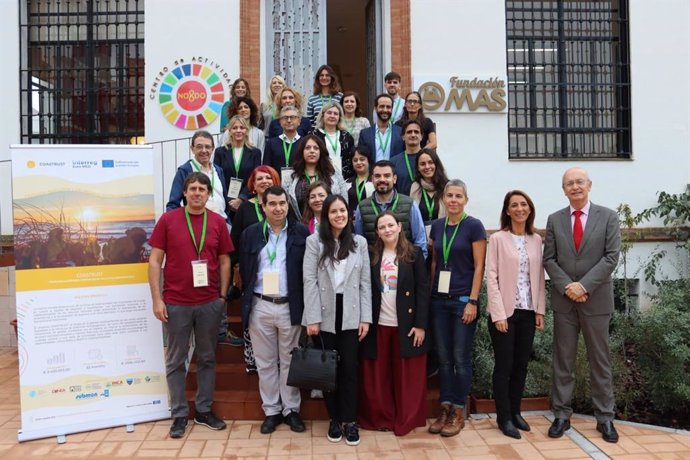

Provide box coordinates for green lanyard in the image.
[184,207,208,259]
[305,173,319,185]
[344,117,356,134]
[263,221,283,266]
[376,126,392,158]
[190,159,215,193]
[253,198,264,223]
[324,130,340,155]
[442,213,467,266]
[320,94,333,107]
[281,138,294,166]
[232,146,244,173]
[403,153,416,181]
[355,176,368,203]
[422,190,435,218]
[371,193,400,216]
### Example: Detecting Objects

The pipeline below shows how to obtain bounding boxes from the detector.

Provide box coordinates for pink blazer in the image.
[486,230,546,322]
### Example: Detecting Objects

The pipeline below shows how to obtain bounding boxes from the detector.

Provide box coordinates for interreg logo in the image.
[157,63,225,130]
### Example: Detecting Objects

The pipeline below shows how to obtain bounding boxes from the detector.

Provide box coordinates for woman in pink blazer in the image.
[486,190,545,440]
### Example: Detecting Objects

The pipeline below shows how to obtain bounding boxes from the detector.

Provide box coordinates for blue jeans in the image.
[431,297,478,406]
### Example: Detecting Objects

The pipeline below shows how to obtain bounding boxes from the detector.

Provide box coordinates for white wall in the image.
[410,0,690,231]
[0,0,21,235]
[145,0,240,215]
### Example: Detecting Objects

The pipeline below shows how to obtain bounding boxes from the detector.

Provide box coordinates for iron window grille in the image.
[506,0,631,159]
[19,0,145,144]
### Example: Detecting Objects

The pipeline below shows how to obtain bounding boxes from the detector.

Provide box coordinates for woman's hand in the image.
[408,327,425,347]
[228,198,243,211]
[462,302,477,324]
[306,323,320,336]
[358,323,369,342]
[494,320,508,333]
[535,314,545,331]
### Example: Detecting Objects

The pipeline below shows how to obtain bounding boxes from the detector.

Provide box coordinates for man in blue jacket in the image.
[358,94,405,163]
[238,186,309,434]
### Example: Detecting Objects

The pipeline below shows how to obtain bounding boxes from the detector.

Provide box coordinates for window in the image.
[20,0,145,144]
[506,1,631,159]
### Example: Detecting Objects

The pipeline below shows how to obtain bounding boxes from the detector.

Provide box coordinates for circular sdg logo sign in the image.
[159,64,225,130]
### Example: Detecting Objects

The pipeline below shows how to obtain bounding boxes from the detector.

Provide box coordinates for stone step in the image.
[186,363,259,390]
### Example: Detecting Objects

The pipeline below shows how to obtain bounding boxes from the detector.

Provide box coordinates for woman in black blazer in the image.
[359,211,430,436]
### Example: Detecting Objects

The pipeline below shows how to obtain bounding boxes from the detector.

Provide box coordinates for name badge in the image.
[228,178,243,199]
[438,270,451,294]
[263,271,280,295]
[192,260,209,287]
[425,224,431,240]
[281,167,294,185]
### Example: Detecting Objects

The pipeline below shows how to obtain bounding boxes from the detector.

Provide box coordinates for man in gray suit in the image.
[544,167,621,443]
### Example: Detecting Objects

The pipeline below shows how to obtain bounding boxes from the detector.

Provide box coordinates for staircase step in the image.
[186,363,259,390]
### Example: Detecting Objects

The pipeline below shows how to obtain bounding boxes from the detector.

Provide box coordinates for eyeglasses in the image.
[281,115,299,121]
[193,144,213,151]
[564,179,588,188]
[406,100,421,105]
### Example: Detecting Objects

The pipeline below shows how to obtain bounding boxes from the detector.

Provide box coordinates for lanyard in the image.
[305,173,319,185]
[184,207,208,259]
[232,146,244,174]
[403,153,416,181]
[253,198,264,223]
[263,220,283,266]
[376,126,392,158]
[320,94,333,107]
[422,190,435,218]
[371,193,399,216]
[355,176,368,203]
[442,213,467,266]
[324,130,340,156]
[190,159,215,193]
[392,98,403,119]
[281,138,294,166]
[344,117,356,134]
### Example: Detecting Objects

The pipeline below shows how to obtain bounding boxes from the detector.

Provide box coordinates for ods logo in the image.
[159,64,225,130]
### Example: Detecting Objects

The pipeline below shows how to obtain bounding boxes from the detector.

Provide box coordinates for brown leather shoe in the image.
[440,406,465,437]
[428,403,451,434]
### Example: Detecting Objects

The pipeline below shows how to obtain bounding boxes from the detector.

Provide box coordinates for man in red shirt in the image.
[148,172,233,439]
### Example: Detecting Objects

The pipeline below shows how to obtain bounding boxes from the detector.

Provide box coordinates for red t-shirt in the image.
[149,208,234,306]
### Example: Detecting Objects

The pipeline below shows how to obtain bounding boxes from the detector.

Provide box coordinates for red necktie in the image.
[573,210,583,252]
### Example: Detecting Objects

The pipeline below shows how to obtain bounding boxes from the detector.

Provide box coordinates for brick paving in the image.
[0,348,687,459]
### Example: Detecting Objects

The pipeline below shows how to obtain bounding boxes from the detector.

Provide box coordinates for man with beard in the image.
[354,160,427,258]
[373,71,405,124]
[390,119,424,195]
[358,94,405,163]
[238,186,310,434]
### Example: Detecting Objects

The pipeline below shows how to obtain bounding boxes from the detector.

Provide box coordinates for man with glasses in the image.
[544,167,621,443]
[263,106,304,183]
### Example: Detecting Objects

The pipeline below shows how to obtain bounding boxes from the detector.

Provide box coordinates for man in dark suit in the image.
[543,167,621,443]
[357,94,405,163]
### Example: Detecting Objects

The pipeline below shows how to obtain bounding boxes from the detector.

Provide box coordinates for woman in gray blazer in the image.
[302,194,372,447]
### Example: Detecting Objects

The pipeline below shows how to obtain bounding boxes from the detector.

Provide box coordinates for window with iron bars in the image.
[19,0,145,144]
[506,0,631,159]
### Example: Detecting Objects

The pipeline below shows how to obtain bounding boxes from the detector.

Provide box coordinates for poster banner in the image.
[11,146,169,441]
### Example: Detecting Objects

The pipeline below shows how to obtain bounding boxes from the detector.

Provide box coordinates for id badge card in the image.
[425,224,432,240]
[192,260,209,287]
[438,270,451,294]
[228,178,243,199]
[281,167,294,185]
[263,270,280,295]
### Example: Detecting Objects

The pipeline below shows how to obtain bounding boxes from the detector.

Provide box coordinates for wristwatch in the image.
[467,298,478,305]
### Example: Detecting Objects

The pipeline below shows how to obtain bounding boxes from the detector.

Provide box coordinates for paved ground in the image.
[0,348,688,459]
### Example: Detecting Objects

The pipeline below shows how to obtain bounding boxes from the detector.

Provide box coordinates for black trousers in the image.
[488,309,536,424]
[313,294,359,423]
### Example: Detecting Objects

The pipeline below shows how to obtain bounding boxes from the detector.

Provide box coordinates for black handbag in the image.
[286,335,338,392]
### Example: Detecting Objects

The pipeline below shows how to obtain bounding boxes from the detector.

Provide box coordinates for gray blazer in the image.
[543,202,620,316]
[302,233,373,333]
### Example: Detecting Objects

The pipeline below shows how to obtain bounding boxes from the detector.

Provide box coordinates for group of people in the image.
[148,66,622,447]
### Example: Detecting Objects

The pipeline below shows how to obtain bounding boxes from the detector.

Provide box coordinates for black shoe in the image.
[596,421,619,443]
[548,418,571,438]
[283,411,306,432]
[344,422,360,446]
[512,414,531,432]
[245,362,257,374]
[260,414,283,434]
[169,417,188,439]
[498,420,521,439]
[327,419,342,442]
[194,411,227,430]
